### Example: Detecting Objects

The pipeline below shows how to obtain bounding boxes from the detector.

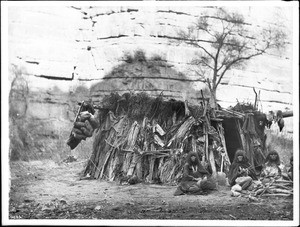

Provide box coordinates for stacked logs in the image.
[253,179,293,197]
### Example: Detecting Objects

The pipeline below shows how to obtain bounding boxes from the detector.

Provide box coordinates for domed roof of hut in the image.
[90,50,209,104]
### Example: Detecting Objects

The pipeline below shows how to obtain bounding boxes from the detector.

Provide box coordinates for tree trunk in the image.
[209,88,217,109]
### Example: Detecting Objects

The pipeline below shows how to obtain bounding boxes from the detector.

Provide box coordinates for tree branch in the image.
[193,70,208,83]
[193,58,214,70]
[194,43,215,60]
[207,78,212,91]
[214,31,230,70]
[216,51,264,87]
[217,64,225,72]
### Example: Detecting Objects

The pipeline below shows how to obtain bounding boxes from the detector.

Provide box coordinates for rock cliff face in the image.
[7,5,294,157]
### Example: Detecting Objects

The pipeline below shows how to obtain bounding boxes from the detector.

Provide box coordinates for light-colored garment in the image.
[235,176,253,190]
[261,163,283,179]
[263,166,279,177]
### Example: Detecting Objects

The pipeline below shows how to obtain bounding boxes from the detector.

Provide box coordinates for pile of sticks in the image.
[253,179,293,197]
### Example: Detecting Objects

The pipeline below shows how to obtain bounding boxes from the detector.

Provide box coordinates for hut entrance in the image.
[222,118,243,163]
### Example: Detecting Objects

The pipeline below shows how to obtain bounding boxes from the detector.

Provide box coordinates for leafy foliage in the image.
[123,49,148,63]
[177,7,288,106]
[122,50,167,65]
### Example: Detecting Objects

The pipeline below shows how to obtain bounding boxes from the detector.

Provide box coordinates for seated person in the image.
[287,156,293,180]
[228,149,258,191]
[174,152,216,196]
[260,150,284,183]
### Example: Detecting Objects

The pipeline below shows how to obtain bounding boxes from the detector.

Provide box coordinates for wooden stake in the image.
[217,122,231,165]
[107,149,117,180]
[110,151,120,181]
[127,153,138,176]
[136,155,143,180]
[209,147,217,178]
[147,144,156,181]
[148,156,155,182]
[100,147,115,179]
[172,111,176,125]
[192,135,196,153]
[184,100,190,117]
[236,119,247,152]
[122,152,133,174]
[157,157,164,180]
[204,125,209,161]
[253,87,258,110]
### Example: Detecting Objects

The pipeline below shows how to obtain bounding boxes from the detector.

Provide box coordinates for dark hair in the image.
[233,149,249,163]
[265,150,281,165]
[186,152,200,166]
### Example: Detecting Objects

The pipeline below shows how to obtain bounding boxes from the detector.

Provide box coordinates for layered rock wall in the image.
[7,5,294,156]
[9,6,293,104]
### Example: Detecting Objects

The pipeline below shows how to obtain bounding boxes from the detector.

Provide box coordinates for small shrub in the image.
[133,49,147,63]
[123,52,134,63]
[150,54,164,62]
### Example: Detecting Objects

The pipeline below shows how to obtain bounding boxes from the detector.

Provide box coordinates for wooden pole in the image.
[209,147,217,178]
[253,87,258,110]
[192,135,196,153]
[148,144,156,182]
[204,124,209,161]
[236,119,247,151]
[127,153,138,176]
[217,122,231,165]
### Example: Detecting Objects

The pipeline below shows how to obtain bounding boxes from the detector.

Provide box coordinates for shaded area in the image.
[90,50,209,104]
[222,118,243,163]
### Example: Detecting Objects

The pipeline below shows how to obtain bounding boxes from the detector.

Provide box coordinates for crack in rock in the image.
[34,74,73,81]
[97,35,129,40]
[157,10,196,17]
[25,61,39,65]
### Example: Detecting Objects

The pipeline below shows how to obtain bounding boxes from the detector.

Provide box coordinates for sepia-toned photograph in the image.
[1,1,299,226]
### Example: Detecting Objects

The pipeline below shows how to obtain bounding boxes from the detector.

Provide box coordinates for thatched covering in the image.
[81,93,269,184]
[84,92,230,184]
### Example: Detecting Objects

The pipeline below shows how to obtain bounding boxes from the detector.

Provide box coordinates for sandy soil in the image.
[8,159,293,220]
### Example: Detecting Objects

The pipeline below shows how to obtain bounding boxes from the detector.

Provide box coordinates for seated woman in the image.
[228,149,258,191]
[174,152,216,196]
[287,156,293,180]
[260,150,283,184]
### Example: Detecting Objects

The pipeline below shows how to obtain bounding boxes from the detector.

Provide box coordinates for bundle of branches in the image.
[99,92,204,123]
[83,92,208,184]
[67,102,99,150]
[231,102,255,113]
[253,179,293,197]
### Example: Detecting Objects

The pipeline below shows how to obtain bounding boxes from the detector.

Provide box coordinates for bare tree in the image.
[177,7,288,108]
[9,65,29,119]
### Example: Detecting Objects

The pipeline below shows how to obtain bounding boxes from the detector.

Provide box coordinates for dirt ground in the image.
[8,159,293,221]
